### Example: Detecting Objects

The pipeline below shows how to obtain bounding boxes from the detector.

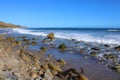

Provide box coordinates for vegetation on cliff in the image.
[0,21,24,28]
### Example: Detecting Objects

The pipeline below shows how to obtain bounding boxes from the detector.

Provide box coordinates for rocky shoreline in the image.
[0,33,90,80]
[0,33,120,80]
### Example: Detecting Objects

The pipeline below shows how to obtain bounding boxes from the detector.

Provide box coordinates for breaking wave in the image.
[12,28,120,45]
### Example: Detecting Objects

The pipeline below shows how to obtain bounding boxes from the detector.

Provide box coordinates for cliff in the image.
[0,21,24,28]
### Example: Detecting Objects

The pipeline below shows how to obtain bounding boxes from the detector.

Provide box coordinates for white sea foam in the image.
[108,29,120,32]
[12,28,120,45]
[13,28,47,36]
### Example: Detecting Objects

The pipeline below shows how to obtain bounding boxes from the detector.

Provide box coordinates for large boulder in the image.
[47,33,54,41]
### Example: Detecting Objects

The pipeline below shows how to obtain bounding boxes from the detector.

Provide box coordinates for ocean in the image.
[10,28,120,45]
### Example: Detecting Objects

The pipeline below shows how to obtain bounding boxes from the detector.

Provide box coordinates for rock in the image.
[103,54,117,60]
[31,41,37,46]
[57,68,81,79]
[51,70,58,75]
[109,65,120,73]
[58,43,66,50]
[75,74,89,80]
[84,56,88,59]
[48,63,62,72]
[41,48,47,52]
[47,33,54,41]
[41,64,49,70]
[13,72,21,78]
[22,36,27,39]
[91,46,99,51]
[32,37,38,40]
[0,76,5,80]
[20,54,30,62]
[80,49,85,53]
[22,39,30,45]
[104,44,110,47]
[57,58,66,65]
[6,37,15,42]
[30,72,38,79]
[15,41,21,45]
[11,43,17,47]
[90,51,97,56]
[115,46,120,51]
[33,62,40,69]
[23,39,28,42]
[37,70,43,76]
[44,69,53,80]
[114,65,120,72]
[48,54,53,58]
[40,47,47,52]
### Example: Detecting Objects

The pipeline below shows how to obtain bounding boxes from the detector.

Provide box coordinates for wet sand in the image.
[43,43,120,80]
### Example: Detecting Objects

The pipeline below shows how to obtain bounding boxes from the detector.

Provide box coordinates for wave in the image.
[12,28,120,45]
[12,28,47,36]
[108,29,120,32]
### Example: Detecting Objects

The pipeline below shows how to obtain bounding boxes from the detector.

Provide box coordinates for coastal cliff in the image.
[0,21,24,28]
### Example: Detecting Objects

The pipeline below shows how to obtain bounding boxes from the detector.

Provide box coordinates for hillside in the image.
[0,21,24,28]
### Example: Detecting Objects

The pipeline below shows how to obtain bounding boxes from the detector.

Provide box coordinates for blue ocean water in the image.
[10,28,120,45]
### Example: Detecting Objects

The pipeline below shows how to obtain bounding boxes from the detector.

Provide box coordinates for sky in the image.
[0,0,120,28]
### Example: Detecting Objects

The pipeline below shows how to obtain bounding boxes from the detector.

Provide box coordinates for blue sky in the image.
[0,0,120,28]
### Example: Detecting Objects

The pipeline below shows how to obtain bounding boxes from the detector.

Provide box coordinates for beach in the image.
[0,28,120,80]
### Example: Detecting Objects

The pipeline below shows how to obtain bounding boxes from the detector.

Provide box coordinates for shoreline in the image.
[0,32,120,80]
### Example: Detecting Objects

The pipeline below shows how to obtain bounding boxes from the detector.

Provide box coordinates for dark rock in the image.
[40,47,47,51]
[103,54,117,60]
[15,41,21,45]
[104,44,110,47]
[23,39,30,45]
[23,39,28,42]
[110,65,120,73]
[22,36,27,39]
[115,46,120,51]
[91,47,99,51]
[32,37,38,40]
[57,68,86,80]
[90,51,97,56]
[115,65,120,73]
[31,41,37,46]
[58,43,66,50]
